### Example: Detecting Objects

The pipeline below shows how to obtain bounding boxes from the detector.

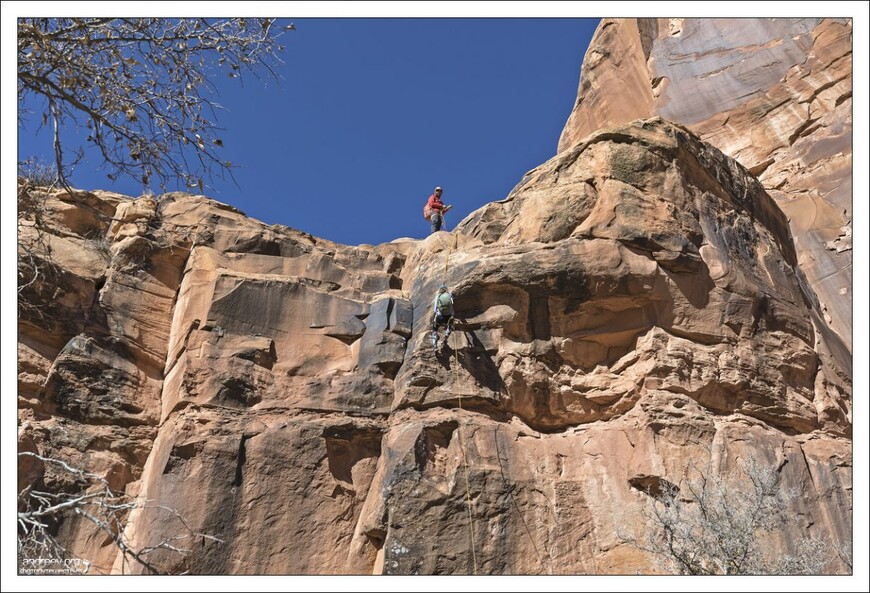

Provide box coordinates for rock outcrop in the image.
[558,18,853,351]
[17,116,852,574]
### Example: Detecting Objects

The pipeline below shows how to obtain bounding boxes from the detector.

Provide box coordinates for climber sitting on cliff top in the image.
[431,284,454,350]
[424,186,452,234]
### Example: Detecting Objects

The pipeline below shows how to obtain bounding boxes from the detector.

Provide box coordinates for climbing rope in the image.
[493,425,552,573]
[438,230,549,575]
[441,231,457,284]
[440,231,478,574]
[452,331,479,575]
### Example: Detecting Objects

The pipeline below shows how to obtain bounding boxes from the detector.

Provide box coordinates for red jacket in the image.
[427,194,446,213]
[424,193,448,220]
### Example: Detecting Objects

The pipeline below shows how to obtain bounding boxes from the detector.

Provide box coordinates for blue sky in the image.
[16,17,599,246]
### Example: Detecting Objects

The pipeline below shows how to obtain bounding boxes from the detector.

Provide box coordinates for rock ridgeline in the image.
[18,21,851,576]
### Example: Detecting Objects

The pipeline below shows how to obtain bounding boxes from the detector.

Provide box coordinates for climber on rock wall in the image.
[431,284,454,350]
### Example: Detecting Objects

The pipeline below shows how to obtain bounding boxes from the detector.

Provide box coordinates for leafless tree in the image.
[621,457,851,575]
[18,17,293,193]
[17,164,61,323]
[18,452,220,575]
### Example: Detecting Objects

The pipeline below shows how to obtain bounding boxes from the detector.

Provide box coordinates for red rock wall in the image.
[17,19,852,576]
[558,18,852,352]
[18,119,852,575]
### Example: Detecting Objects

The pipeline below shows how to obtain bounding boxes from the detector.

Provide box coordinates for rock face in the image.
[17,117,852,575]
[558,18,853,350]
[18,22,852,577]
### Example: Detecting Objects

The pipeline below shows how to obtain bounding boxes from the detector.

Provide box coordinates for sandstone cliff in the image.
[18,119,851,574]
[558,18,853,351]
[18,19,852,576]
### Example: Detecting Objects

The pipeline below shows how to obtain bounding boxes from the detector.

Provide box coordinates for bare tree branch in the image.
[18,17,293,194]
[618,456,850,575]
[18,452,222,575]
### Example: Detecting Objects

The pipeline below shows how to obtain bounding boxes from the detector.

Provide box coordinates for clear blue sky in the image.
[17,18,599,246]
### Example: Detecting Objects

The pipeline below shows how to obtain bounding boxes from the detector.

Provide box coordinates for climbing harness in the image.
[431,234,457,351]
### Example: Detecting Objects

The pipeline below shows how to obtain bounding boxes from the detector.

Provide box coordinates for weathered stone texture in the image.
[558,18,853,350]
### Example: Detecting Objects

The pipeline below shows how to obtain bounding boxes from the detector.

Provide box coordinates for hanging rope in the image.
[441,231,457,284]
[452,331,479,575]
[439,231,478,574]
[438,230,549,574]
[494,425,552,573]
